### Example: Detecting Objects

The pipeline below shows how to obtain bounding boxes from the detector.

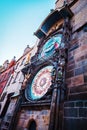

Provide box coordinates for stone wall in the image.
[71,0,87,32]
[55,0,87,98]
[63,100,87,130]
[16,109,50,130]
[66,30,87,88]
[65,0,87,98]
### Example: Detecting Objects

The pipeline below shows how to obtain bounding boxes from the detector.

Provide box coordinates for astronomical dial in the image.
[39,34,62,60]
[25,66,53,100]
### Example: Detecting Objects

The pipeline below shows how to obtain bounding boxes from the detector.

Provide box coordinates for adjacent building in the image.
[0,58,16,118]
[0,60,15,95]
[0,44,38,129]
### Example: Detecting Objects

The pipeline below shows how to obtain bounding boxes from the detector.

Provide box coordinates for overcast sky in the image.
[0,0,55,65]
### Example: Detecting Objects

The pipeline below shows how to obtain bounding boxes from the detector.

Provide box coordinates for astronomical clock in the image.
[25,66,53,100]
[25,34,62,101]
[12,5,73,130]
[38,34,62,60]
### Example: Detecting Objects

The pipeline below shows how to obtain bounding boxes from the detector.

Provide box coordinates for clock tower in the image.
[14,5,73,130]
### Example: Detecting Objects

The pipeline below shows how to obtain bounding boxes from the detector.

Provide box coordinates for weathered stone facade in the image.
[16,109,50,130]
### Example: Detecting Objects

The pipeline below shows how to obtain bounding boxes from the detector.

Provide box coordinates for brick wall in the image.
[64,0,87,99]
[66,30,87,87]
[55,0,87,94]
[71,0,87,32]
[63,100,87,130]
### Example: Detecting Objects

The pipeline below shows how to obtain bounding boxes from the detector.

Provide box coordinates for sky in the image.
[0,0,55,65]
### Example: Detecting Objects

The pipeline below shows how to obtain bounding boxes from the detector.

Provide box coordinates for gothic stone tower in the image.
[56,0,87,130]
[14,3,73,130]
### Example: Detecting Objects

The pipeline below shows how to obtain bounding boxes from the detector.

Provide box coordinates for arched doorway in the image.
[28,120,36,130]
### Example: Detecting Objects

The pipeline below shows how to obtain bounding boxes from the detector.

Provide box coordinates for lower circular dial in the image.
[25,66,53,100]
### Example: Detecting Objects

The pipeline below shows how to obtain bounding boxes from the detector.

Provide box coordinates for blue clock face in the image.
[39,34,62,60]
[25,66,53,100]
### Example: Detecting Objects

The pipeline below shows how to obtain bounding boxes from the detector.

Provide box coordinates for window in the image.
[1,75,5,82]
[4,73,7,81]
[20,58,26,66]
[15,62,19,69]
[0,92,7,102]
[12,72,20,83]
[7,75,13,86]
[7,70,12,78]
